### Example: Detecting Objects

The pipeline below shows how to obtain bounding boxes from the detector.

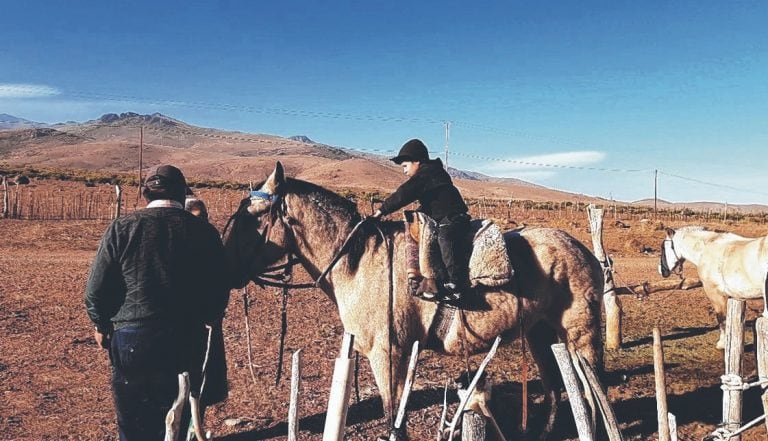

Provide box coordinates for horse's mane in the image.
[284,178,404,272]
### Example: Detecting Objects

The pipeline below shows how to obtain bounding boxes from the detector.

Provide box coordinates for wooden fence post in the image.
[322,332,355,441]
[552,343,594,441]
[722,299,746,440]
[2,176,8,219]
[588,204,622,350]
[165,372,190,441]
[114,184,123,219]
[653,327,670,441]
[756,276,768,433]
[288,349,302,441]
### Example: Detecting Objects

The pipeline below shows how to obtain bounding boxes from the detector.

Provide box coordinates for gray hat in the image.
[390,139,430,164]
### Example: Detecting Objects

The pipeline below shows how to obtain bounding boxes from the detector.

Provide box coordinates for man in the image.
[372,138,471,303]
[85,165,230,440]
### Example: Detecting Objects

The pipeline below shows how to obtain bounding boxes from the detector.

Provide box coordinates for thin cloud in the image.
[0,83,61,98]
[475,150,606,179]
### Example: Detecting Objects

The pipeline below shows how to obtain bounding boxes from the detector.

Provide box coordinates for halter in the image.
[661,238,684,277]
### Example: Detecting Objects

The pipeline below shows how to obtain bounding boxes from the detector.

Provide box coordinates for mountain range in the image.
[1,112,765,212]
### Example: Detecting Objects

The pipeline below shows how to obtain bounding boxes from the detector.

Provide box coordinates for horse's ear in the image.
[264,161,286,194]
[665,227,675,238]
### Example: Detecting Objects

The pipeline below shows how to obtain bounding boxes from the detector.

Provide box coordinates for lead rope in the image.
[519,296,529,433]
[242,285,258,386]
[275,262,292,386]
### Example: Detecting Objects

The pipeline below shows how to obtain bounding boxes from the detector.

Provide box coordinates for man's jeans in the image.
[110,325,191,441]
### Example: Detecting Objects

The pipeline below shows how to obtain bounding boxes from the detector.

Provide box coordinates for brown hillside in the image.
[2,112,766,210]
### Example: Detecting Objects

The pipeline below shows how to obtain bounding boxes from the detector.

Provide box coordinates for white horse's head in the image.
[659,227,684,277]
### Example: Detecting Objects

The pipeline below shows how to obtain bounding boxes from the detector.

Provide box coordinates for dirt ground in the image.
[1,185,767,441]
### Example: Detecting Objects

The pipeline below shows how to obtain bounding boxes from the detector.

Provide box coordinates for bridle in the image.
[226,190,375,290]
[225,188,382,386]
[660,238,684,277]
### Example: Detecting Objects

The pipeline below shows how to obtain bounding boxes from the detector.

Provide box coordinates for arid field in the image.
[1,180,766,441]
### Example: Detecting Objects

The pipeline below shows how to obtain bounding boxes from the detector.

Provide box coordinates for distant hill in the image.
[0,113,47,130]
[1,111,766,212]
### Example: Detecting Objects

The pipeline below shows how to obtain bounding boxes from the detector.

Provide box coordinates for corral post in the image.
[587,204,622,350]
[288,349,303,441]
[653,327,670,441]
[322,332,355,441]
[461,411,487,441]
[757,315,768,433]
[722,299,746,440]
[757,273,768,433]
[552,343,594,441]
[667,413,678,441]
[114,184,123,219]
[2,175,8,218]
[165,372,190,441]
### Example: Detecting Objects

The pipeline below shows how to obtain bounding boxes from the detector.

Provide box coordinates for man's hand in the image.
[371,210,383,219]
[94,328,111,350]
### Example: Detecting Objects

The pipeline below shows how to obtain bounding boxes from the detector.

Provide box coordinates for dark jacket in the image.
[378,158,468,220]
[84,207,230,332]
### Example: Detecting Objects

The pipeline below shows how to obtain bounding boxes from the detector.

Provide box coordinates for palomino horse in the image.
[659,225,767,349]
[225,162,604,440]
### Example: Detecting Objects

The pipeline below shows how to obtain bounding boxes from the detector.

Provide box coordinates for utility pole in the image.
[654,169,658,218]
[136,126,144,206]
[444,121,450,170]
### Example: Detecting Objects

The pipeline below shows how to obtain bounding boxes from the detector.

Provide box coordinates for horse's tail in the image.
[561,232,605,373]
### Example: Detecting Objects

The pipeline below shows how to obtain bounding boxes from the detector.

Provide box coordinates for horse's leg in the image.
[526,320,562,441]
[703,287,728,349]
[367,344,410,440]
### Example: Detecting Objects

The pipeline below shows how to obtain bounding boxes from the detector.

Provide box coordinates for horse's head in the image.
[659,227,684,278]
[224,161,297,288]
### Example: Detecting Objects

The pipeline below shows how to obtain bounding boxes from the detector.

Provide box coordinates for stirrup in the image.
[414,290,439,301]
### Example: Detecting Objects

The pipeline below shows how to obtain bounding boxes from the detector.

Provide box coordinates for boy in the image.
[372,139,471,303]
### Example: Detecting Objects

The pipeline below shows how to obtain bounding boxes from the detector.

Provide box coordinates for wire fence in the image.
[3,180,766,227]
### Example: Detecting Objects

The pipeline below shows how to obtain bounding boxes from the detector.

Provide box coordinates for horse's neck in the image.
[288,194,355,277]
[676,230,718,266]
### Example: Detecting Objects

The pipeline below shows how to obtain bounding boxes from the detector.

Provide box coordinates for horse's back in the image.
[505,227,602,287]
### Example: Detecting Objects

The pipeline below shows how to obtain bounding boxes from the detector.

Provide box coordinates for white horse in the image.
[659,225,767,349]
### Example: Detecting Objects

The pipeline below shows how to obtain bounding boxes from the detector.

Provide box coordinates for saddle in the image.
[404,211,514,291]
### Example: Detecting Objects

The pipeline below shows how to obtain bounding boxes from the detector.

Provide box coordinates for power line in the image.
[657,170,768,198]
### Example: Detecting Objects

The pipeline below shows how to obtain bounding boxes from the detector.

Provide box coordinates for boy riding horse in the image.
[372,138,471,304]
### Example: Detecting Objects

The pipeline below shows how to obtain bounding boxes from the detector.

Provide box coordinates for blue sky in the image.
[2,1,767,204]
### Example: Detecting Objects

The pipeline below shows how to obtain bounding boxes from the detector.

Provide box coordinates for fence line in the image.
[2,184,767,226]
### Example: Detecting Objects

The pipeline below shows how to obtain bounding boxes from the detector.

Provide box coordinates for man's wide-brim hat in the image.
[390,138,430,164]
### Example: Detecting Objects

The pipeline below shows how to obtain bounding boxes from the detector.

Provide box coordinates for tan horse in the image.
[659,226,768,349]
[225,162,604,440]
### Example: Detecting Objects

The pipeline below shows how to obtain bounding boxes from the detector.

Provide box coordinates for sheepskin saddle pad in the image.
[405,211,513,288]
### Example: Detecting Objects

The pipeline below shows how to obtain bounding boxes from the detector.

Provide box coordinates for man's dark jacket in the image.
[84,207,230,332]
[378,158,468,220]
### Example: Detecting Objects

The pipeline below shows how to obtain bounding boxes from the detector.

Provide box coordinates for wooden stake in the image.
[552,343,594,441]
[447,336,502,441]
[394,340,420,430]
[576,353,623,441]
[165,372,190,441]
[653,327,670,441]
[755,315,768,433]
[722,299,746,440]
[322,332,355,441]
[288,349,303,441]
[588,205,622,350]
